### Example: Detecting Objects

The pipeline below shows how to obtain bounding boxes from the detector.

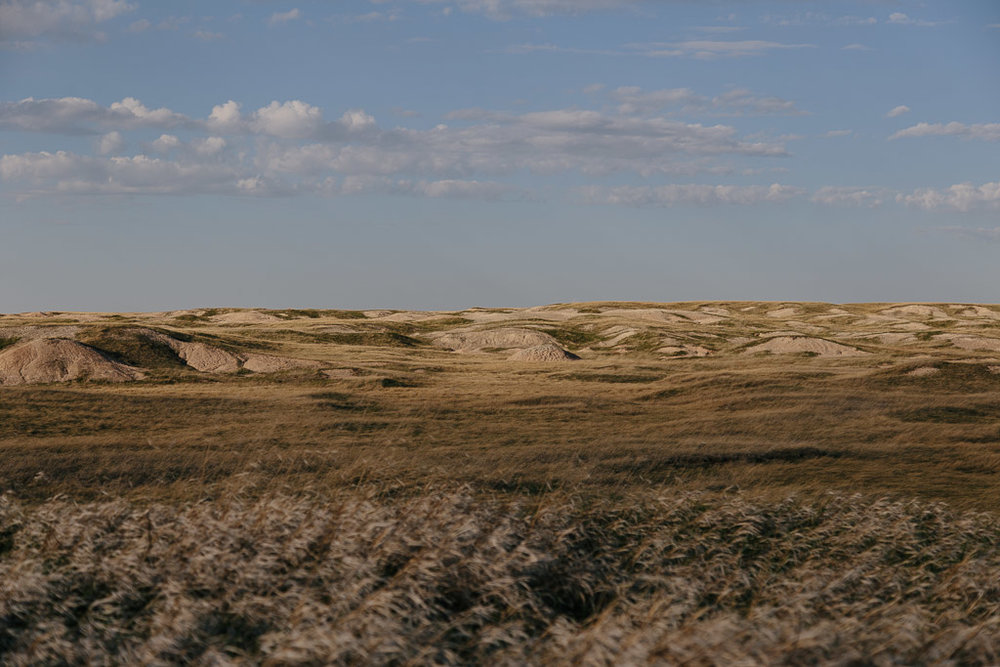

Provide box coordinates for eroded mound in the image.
[241,353,323,373]
[210,311,283,324]
[81,327,321,375]
[745,336,868,357]
[508,344,581,362]
[0,339,144,385]
[429,327,557,353]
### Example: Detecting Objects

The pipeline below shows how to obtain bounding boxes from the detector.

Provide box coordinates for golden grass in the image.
[1,351,999,509]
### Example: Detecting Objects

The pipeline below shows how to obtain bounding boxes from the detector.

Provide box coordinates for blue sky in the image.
[1,0,998,311]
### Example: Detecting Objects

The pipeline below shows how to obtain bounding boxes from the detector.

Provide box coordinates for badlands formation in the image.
[1,301,1000,385]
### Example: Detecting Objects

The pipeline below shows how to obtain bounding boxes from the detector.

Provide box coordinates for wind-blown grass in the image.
[3,490,1000,664]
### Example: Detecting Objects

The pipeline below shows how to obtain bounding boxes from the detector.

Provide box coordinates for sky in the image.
[0,0,998,311]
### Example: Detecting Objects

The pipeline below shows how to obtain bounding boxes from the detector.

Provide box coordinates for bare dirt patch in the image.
[744,336,868,357]
[0,339,144,385]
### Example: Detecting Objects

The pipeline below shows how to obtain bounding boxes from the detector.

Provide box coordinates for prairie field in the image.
[3,301,1000,663]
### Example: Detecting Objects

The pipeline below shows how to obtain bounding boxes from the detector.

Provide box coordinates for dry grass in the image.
[4,302,1000,662]
[3,354,1000,509]
[4,491,1000,664]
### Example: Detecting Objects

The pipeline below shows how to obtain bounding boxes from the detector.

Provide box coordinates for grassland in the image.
[3,302,1000,663]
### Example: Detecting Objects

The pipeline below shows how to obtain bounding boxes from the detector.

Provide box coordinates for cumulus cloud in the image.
[1,95,794,199]
[150,134,181,152]
[0,0,134,45]
[0,97,103,132]
[207,100,242,131]
[108,97,188,128]
[0,150,239,195]
[898,182,1000,212]
[576,183,804,207]
[889,122,1000,142]
[885,105,910,118]
[194,136,226,156]
[0,96,191,133]
[251,100,324,138]
[260,107,788,183]
[97,130,123,154]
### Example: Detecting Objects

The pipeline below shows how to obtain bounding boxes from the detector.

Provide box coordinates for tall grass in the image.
[4,490,1000,664]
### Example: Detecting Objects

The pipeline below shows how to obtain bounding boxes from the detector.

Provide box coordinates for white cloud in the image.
[251,100,324,138]
[97,130,123,155]
[0,96,187,132]
[811,186,892,208]
[887,12,940,27]
[1,96,794,199]
[505,42,619,56]
[416,0,639,20]
[842,43,872,51]
[126,18,150,32]
[0,96,103,132]
[508,39,814,59]
[109,97,188,128]
[194,136,226,156]
[634,40,815,59]
[898,182,1000,212]
[150,134,181,152]
[340,109,377,132]
[889,122,1000,142]
[267,9,301,26]
[938,227,1000,242]
[608,86,805,117]
[885,105,910,119]
[0,0,135,45]
[823,129,853,138]
[0,150,253,196]
[332,177,518,199]
[207,100,242,131]
[576,183,804,207]
[193,30,224,41]
[762,12,877,27]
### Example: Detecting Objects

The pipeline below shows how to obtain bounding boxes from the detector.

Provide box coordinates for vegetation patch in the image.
[378,377,419,388]
[599,446,843,475]
[867,363,999,392]
[329,332,424,348]
[173,309,223,323]
[892,405,1000,424]
[556,372,662,384]
[78,327,186,369]
[538,327,603,350]
[308,391,379,412]
[0,336,21,351]
[273,309,367,320]
[507,395,581,407]
[415,317,473,329]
